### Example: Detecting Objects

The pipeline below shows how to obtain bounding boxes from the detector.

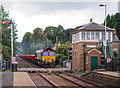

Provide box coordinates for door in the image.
[91,56,98,71]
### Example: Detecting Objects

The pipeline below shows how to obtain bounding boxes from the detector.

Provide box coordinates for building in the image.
[118,1,120,13]
[72,19,120,72]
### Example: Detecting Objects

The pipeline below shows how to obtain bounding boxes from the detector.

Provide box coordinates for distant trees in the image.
[0,5,18,61]
[21,27,54,54]
[21,24,77,55]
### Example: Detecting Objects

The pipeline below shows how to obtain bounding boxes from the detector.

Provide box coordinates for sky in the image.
[0,0,119,42]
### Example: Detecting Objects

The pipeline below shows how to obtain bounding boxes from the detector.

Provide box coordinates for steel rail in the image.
[36,72,59,88]
[20,58,58,88]
[66,73,103,88]
[55,74,86,88]
[27,72,38,88]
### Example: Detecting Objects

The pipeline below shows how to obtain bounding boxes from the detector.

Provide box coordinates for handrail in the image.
[107,39,114,59]
[100,40,105,58]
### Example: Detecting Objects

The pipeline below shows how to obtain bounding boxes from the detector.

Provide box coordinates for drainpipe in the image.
[83,44,86,72]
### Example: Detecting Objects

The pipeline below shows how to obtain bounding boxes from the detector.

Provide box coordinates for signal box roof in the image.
[72,21,115,34]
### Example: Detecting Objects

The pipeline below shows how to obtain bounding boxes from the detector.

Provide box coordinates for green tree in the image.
[0,5,18,61]
[21,32,32,54]
[110,15,115,28]
[104,13,120,40]
[44,26,57,44]
[32,27,43,44]
[57,44,71,60]
[114,13,120,39]
[106,14,111,27]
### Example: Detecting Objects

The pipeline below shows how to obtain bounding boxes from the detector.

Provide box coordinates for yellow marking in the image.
[42,56,55,62]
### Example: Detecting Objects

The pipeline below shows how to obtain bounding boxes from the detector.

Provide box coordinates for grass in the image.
[4,70,11,72]
[55,64,62,68]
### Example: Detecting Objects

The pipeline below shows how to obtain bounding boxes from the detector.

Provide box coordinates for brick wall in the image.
[72,42,102,72]
[72,43,84,71]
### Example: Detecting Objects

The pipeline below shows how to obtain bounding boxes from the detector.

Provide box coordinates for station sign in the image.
[107,58,112,63]
[12,57,15,62]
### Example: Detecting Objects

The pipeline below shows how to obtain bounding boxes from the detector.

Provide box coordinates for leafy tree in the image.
[106,14,111,27]
[114,13,120,40]
[105,13,120,40]
[65,28,75,43]
[110,15,115,28]
[0,5,18,61]
[56,44,71,60]
[44,26,57,44]
[32,27,43,44]
[21,32,32,54]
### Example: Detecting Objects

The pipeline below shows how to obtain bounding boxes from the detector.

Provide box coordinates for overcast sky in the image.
[1,0,119,42]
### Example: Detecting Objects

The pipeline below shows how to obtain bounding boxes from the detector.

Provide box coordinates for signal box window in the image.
[75,51,77,61]
[43,52,48,56]
[86,32,90,40]
[82,32,85,40]
[49,52,55,56]
[91,32,95,40]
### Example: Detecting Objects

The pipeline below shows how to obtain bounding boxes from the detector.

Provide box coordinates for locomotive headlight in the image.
[52,59,54,61]
[43,59,45,61]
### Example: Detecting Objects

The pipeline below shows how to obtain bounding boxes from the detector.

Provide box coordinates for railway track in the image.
[17,57,102,88]
[17,57,39,68]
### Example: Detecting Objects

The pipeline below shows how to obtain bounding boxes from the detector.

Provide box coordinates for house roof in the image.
[78,22,115,31]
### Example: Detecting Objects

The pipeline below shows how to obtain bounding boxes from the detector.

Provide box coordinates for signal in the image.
[67,46,72,52]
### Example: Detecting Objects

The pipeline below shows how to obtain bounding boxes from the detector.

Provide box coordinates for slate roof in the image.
[78,22,115,31]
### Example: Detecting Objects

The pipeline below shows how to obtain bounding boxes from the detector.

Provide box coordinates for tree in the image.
[106,14,111,27]
[57,44,71,60]
[110,15,115,28]
[21,32,32,54]
[114,13,120,39]
[0,5,18,61]
[104,13,120,40]
[44,26,57,44]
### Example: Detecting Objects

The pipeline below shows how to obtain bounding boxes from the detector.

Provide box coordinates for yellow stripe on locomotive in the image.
[42,56,55,62]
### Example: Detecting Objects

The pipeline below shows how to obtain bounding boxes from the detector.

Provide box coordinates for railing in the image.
[107,39,114,59]
[100,40,105,57]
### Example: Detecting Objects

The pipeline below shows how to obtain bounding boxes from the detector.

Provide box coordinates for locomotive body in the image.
[36,48,56,67]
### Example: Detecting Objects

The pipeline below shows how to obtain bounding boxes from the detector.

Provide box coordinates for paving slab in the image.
[13,72,35,86]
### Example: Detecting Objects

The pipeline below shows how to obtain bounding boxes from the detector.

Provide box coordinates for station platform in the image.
[13,72,35,86]
[96,71,120,77]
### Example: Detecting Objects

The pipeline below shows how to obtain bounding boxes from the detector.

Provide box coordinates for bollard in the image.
[12,62,18,72]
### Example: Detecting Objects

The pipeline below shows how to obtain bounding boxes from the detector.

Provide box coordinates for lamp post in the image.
[99,4,107,69]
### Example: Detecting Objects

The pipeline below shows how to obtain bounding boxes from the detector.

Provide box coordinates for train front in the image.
[42,48,56,67]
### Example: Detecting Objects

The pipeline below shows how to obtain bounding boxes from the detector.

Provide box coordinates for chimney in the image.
[90,19,92,22]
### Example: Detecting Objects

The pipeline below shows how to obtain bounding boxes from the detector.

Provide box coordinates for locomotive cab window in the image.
[49,52,55,56]
[43,52,48,56]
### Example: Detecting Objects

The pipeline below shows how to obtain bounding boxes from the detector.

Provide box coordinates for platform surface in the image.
[13,72,35,86]
[2,72,13,87]
[97,71,120,77]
